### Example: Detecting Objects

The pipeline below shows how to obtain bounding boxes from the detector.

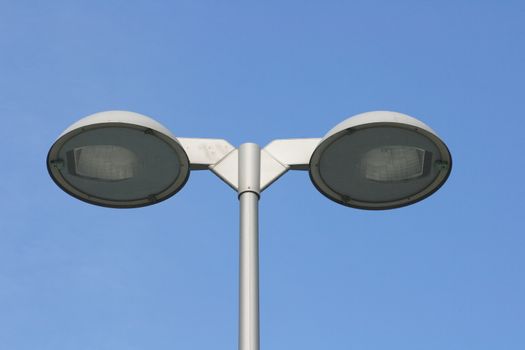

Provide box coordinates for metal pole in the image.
[238,143,261,350]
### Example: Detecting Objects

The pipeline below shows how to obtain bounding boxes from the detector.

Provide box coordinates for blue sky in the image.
[1,1,524,349]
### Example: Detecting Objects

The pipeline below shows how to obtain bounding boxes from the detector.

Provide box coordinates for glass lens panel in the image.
[59,127,183,202]
[317,126,442,203]
[68,145,138,181]
[362,146,426,182]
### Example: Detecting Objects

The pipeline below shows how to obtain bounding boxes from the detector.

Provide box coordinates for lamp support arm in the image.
[263,138,321,170]
[207,138,321,192]
[177,137,236,170]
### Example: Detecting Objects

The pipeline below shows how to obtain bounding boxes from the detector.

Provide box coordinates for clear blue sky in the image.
[1,1,524,349]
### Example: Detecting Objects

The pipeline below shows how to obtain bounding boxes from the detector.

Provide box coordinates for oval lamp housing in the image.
[47,111,190,208]
[309,111,452,210]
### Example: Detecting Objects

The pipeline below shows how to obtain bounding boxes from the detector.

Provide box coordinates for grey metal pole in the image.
[238,143,261,350]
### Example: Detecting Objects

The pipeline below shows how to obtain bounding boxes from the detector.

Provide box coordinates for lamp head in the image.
[47,111,190,208]
[309,111,452,210]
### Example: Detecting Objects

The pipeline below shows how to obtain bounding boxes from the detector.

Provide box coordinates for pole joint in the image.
[238,143,261,198]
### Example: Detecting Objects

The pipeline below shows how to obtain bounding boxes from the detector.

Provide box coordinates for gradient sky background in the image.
[1,1,524,349]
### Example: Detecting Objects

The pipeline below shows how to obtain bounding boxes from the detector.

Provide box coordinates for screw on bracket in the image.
[50,159,64,170]
[435,160,449,170]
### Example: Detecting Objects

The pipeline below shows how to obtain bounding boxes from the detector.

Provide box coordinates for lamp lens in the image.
[313,126,446,206]
[52,126,184,204]
[362,146,426,182]
[68,145,138,181]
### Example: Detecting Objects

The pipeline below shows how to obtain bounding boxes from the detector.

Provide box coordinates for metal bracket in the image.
[210,148,289,192]
[263,138,321,170]
[209,148,239,191]
[177,137,236,170]
[181,137,321,193]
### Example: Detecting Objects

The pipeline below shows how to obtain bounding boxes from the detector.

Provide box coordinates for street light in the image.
[309,111,452,209]
[47,110,452,350]
[47,111,190,208]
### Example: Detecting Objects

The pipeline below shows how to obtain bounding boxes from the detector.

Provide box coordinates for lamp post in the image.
[47,110,452,350]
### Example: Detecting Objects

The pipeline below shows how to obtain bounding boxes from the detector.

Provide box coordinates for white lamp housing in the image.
[309,111,452,209]
[47,111,190,208]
